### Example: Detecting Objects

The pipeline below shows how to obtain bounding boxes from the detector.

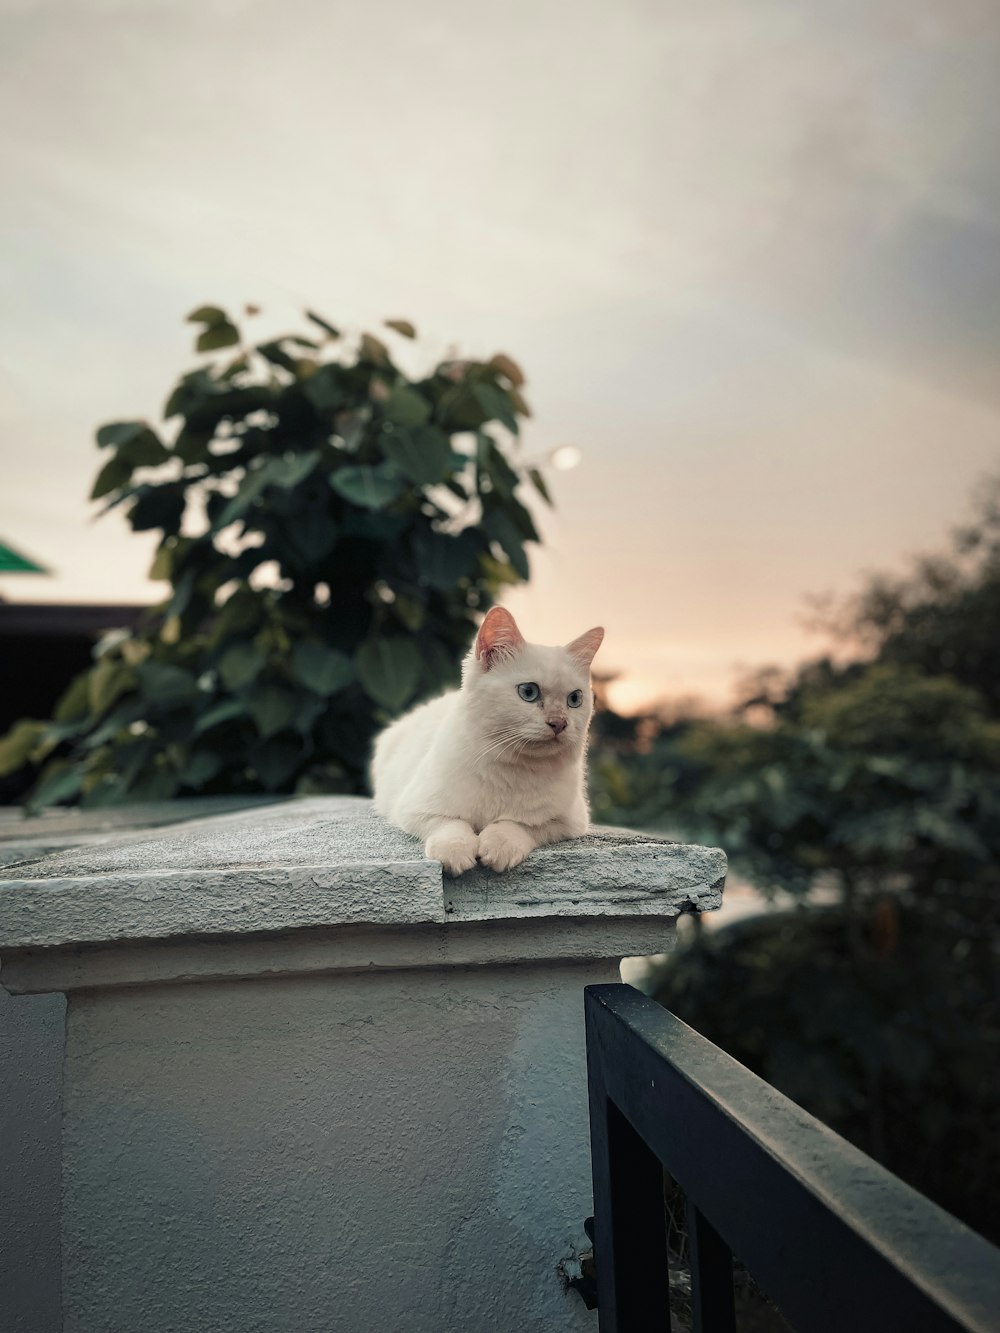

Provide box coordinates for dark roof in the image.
[0,603,149,636]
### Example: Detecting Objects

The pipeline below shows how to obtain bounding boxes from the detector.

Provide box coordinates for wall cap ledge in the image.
[0,797,725,989]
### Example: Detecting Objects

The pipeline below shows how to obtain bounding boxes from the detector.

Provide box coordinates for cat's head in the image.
[462,606,604,757]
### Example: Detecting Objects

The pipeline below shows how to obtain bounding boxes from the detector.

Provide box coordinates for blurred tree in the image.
[667,663,1000,915]
[821,477,1000,710]
[0,306,549,805]
[592,479,1000,920]
[587,478,1000,1241]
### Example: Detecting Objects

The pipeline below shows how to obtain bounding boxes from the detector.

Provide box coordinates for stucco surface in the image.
[63,964,609,1333]
[0,797,728,1332]
[0,795,275,867]
[0,797,725,953]
[0,987,63,1333]
[3,918,685,996]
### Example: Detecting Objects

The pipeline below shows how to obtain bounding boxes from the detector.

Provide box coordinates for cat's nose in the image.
[547,718,567,736]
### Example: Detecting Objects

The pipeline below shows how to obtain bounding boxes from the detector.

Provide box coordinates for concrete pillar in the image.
[0,796,725,1333]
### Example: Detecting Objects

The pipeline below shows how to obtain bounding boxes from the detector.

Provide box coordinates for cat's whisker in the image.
[484,734,534,766]
[473,738,524,767]
[471,731,528,766]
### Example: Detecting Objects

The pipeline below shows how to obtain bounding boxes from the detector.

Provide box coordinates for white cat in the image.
[371,606,604,875]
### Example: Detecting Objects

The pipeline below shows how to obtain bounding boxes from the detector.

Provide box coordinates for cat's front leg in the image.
[423,817,480,877]
[477,820,539,872]
[479,812,588,872]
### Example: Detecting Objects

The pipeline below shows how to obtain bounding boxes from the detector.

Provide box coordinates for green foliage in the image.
[830,478,1000,712]
[654,663,1000,901]
[5,307,546,805]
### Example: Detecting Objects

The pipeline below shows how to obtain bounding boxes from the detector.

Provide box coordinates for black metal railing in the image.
[585,984,1000,1333]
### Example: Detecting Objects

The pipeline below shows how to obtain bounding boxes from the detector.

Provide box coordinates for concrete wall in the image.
[61,963,608,1333]
[0,987,63,1333]
[0,797,725,1332]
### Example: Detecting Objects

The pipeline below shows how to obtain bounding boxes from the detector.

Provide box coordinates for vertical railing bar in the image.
[587,995,673,1331]
[686,1198,737,1333]
[611,1103,672,1332]
[587,1026,622,1329]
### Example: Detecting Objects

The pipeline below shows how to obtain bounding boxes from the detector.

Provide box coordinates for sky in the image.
[1,0,999,711]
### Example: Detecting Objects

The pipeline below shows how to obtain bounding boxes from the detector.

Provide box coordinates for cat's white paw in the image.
[478,822,535,873]
[425,827,479,877]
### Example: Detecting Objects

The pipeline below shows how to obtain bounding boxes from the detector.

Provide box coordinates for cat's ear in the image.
[565,626,604,670]
[475,606,525,670]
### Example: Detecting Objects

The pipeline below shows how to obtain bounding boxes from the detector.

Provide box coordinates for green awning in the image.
[0,539,50,574]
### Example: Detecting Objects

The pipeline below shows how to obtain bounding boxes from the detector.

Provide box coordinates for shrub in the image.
[0,306,550,804]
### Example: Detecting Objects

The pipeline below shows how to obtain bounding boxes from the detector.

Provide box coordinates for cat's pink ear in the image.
[475,606,525,670]
[565,626,604,670]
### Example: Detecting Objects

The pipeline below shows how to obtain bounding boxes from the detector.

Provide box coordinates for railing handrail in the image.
[585,983,1000,1333]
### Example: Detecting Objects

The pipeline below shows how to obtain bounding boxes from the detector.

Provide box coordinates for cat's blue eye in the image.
[567,689,584,709]
[517,682,540,702]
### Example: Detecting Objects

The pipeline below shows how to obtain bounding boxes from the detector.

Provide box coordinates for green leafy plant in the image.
[0,305,551,805]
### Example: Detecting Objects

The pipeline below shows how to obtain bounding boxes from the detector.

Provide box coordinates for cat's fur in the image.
[371,606,604,875]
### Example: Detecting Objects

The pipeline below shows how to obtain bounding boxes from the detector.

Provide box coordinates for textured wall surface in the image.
[0,797,726,1332]
[0,797,725,955]
[63,964,610,1333]
[0,987,64,1333]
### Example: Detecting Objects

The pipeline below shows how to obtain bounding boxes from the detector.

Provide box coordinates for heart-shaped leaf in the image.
[384,385,431,428]
[118,428,169,468]
[356,636,421,712]
[473,383,519,434]
[331,464,404,510]
[91,454,133,500]
[268,451,322,490]
[360,332,390,365]
[96,420,148,449]
[291,641,354,695]
[135,660,199,706]
[187,305,228,326]
[385,318,417,339]
[129,483,186,534]
[181,749,225,788]
[196,322,240,352]
[244,683,299,738]
[382,427,457,486]
[217,641,266,691]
